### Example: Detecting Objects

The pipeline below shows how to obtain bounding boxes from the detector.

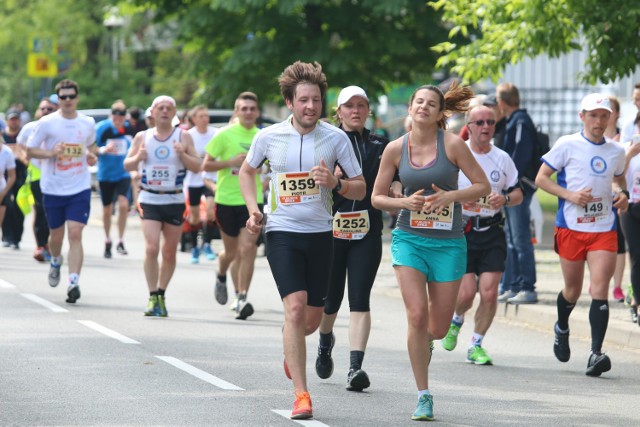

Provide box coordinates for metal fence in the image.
[519,87,597,146]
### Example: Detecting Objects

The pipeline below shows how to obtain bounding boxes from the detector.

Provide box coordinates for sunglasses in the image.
[40,107,55,112]
[58,94,77,100]
[111,109,127,116]
[468,119,496,126]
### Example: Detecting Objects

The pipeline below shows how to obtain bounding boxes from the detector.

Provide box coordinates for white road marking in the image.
[155,356,244,390]
[272,410,330,426]
[21,293,68,313]
[0,279,16,289]
[77,320,140,344]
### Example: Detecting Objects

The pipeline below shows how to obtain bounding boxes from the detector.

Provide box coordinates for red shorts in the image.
[554,227,617,261]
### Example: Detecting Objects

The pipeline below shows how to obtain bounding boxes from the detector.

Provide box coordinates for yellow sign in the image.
[27,37,58,78]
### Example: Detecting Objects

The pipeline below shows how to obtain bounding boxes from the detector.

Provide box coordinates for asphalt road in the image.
[2,196,640,426]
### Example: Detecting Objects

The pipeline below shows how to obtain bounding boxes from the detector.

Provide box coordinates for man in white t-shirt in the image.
[441,105,523,365]
[536,93,628,377]
[26,79,97,304]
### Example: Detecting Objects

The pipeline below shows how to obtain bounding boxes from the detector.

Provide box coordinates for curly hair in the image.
[279,61,328,103]
[409,80,474,129]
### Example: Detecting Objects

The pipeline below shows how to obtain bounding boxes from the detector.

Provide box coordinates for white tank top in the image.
[138,127,186,205]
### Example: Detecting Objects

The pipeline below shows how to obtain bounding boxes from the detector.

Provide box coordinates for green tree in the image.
[430,0,640,84]
[127,0,454,107]
[0,0,162,112]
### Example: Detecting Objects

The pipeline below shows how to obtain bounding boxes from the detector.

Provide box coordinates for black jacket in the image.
[333,127,392,236]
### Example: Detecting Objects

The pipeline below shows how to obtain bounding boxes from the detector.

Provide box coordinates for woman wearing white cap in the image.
[314,86,398,392]
[371,82,489,421]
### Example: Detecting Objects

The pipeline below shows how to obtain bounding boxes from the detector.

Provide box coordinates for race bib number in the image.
[410,203,454,230]
[147,165,177,186]
[333,210,370,240]
[462,195,497,216]
[62,143,83,158]
[55,143,84,173]
[576,196,610,224]
[277,172,320,204]
[106,138,128,155]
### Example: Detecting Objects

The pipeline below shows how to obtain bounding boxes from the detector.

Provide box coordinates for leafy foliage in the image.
[126,0,453,106]
[430,0,640,84]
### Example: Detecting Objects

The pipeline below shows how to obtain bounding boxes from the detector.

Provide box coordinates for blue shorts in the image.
[391,228,467,283]
[43,189,92,229]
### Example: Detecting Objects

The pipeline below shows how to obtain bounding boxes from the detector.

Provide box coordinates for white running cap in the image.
[580,93,612,113]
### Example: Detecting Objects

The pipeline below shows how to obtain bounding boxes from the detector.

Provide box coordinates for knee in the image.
[430,324,450,340]
[145,242,160,259]
[67,228,83,244]
[480,287,499,303]
[406,307,428,331]
[162,246,177,263]
[286,301,307,325]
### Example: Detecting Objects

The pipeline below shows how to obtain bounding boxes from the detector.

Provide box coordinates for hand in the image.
[173,141,185,155]
[404,189,426,211]
[137,145,147,162]
[487,192,504,209]
[230,153,247,167]
[570,187,593,207]
[311,159,337,189]
[613,191,629,212]
[86,152,97,167]
[51,143,65,158]
[423,184,452,214]
[245,211,264,234]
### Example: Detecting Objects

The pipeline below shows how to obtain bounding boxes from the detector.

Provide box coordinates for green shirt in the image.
[205,123,260,206]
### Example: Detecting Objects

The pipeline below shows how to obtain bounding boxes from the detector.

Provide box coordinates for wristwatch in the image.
[504,194,511,206]
[334,179,342,192]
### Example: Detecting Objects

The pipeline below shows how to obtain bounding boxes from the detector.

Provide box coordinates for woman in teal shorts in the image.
[371,82,489,422]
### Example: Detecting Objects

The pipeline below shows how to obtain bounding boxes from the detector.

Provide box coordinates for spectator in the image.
[495,83,539,304]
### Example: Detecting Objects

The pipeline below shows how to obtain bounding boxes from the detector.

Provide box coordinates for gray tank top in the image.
[396,129,463,238]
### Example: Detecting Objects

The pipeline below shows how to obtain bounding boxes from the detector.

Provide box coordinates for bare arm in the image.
[202,153,246,172]
[176,132,201,173]
[239,160,263,234]
[612,174,629,212]
[535,163,593,207]
[124,132,146,172]
[0,168,15,201]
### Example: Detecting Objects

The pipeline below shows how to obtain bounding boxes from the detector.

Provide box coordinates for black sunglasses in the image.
[468,119,496,126]
[58,94,77,100]
[111,109,127,116]
[40,107,55,112]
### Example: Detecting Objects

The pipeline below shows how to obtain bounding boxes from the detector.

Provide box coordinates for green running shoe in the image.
[144,295,160,316]
[157,295,168,317]
[411,394,434,421]
[466,345,493,365]
[441,323,460,351]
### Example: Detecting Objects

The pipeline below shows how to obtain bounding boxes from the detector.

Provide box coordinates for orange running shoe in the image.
[291,391,313,420]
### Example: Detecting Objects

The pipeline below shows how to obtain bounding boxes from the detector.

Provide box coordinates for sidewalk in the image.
[374,211,640,352]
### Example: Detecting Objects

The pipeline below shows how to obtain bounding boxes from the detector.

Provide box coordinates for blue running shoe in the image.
[411,394,434,421]
[203,243,217,261]
[190,247,200,264]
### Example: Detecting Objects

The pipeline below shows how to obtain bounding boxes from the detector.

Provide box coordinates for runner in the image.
[124,95,201,317]
[536,93,628,377]
[370,82,489,421]
[186,105,217,263]
[441,105,522,365]
[203,92,262,319]
[95,99,134,258]
[314,85,397,391]
[0,134,17,232]
[26,79,97,303]
[17,95,59,262]
[239,61,365,420]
